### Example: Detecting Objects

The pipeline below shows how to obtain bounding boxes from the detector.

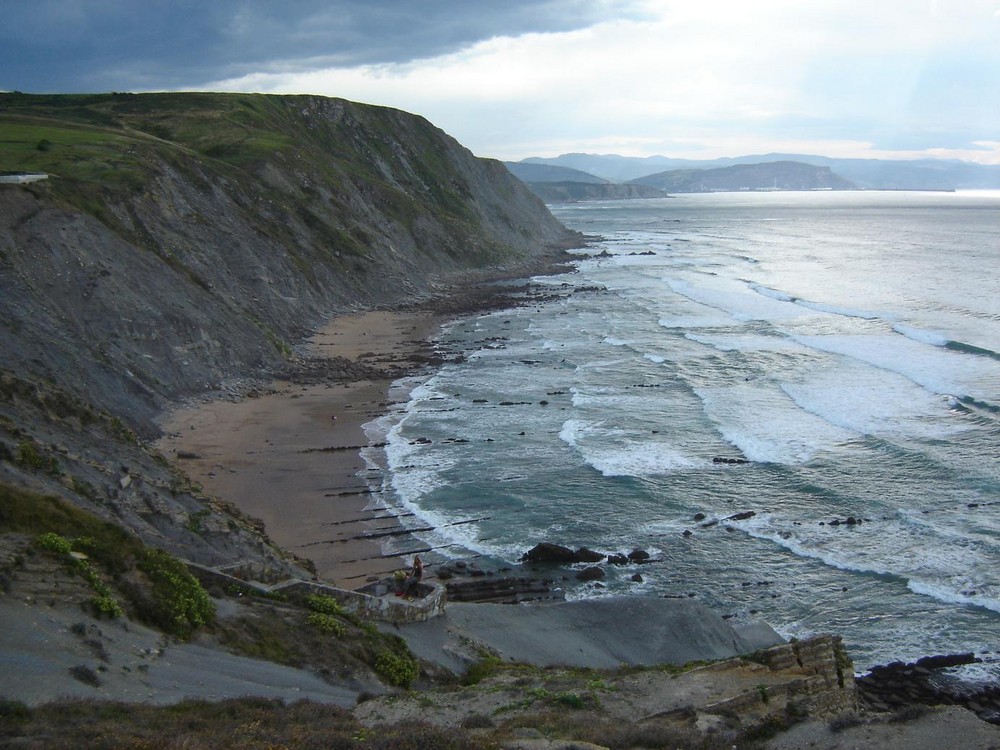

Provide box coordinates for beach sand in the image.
[157,310,442,587]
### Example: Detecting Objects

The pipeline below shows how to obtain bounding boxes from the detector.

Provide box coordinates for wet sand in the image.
[157,310,441,587]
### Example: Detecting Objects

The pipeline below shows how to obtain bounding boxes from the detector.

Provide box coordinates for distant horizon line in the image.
[501,151,1000,167]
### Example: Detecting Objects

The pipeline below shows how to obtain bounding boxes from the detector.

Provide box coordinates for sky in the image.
[3,0,1000,164]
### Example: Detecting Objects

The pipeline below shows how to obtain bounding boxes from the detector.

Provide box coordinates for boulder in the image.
[574,547,606,563]
[520,543,606,564]
[521,542,578,564]
[576,566,605,582]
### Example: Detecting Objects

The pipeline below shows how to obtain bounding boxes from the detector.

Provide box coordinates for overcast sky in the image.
[3,0,999,163]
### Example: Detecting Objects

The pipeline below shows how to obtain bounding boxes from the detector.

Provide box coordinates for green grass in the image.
[0,121,144,188]
[0,92,295,177]
[0,91,515,271]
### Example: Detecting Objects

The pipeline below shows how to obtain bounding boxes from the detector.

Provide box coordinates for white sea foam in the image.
[667,276,809,323]
[558,418,700,476]
[907,580,1000,615]
[790,332,1000,402]
[685,332,809,354]
[751,284,794,302]
[602,336,632,346]
[892,323,951,347]
[658,313,734,330]
[694,383,855,464]
[735,512,1000,615]
[781,366,965,440]
[375,194,1000,670]
[794,299,884,320]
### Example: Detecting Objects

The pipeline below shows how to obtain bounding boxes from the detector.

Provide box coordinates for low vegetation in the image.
[0,698,493,750]
[1,483,214,637]
[1,483,429,693]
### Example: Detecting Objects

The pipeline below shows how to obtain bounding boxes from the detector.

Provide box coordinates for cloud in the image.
[0,0,634,92]
[196,0,1000,161]
[3,0,999,163]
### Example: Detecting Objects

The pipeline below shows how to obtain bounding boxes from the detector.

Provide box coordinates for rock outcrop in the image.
[857,653,1000,725]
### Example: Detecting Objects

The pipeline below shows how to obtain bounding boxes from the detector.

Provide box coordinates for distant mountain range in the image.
[632,161,855,192]
[512,152,1000,192]
[502,162,666,201]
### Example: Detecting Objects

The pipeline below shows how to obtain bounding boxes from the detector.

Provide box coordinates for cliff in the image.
[0,92,577,572]
[0,92,574,432]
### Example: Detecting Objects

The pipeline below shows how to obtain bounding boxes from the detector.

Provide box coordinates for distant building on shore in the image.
[0,172,49,184]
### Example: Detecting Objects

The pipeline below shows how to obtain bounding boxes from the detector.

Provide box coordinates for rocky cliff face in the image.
[0,93,573,431]
[0,92,576,571]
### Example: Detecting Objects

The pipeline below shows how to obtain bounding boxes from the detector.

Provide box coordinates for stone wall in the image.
[187,563,447,624]
[274,578,447,624]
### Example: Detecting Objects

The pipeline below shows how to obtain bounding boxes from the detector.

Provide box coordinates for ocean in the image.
[362,190,1000,679]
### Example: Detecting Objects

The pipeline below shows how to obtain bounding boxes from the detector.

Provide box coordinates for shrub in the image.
[374,643,419,688]
[306,611,346,637]
[554,692,587,709]
[90,594,124,618]
[305,593,344,616]
[15,440,58,474]
[463,654,503,686]
[135,549,215,638]
[36,531,73,555]
[7,485,214,637]
[35,532,125,619]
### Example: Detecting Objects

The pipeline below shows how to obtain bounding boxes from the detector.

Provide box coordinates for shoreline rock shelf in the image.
[857,653,1000,725]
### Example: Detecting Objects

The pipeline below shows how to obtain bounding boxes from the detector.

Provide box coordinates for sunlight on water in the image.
[365,191,1000,673]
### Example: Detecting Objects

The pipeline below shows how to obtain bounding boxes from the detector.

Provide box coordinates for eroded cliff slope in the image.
[0,92,576,571]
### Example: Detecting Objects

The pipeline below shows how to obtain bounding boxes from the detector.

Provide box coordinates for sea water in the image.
[362,190,1000,678]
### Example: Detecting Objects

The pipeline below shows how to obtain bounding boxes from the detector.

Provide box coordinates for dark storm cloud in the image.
[1,0,626,93]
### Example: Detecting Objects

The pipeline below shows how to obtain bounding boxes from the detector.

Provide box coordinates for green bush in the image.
[554,692,587,709]
[306,611,346,636]
[305,593,344,616]
[136,549,215,638]
[375,636,420,687]
[35,532,124,619]
[90,594,124,618]
[5,484,215,639]
[36,531,73,555]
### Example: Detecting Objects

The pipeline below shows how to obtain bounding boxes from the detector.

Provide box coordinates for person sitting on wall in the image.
[406,554,423,596]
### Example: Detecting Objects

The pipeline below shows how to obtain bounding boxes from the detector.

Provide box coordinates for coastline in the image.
[156,249,580,588]
[157,309,443,587]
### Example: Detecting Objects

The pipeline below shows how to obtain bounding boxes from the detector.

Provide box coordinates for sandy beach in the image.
[157,309,443,587]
